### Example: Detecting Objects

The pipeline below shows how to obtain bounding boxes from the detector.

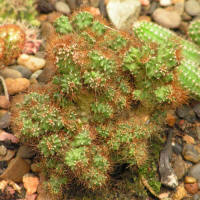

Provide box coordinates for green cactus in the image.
[188,19,200,46]
[11,11,200,199]
[0,0,40,26]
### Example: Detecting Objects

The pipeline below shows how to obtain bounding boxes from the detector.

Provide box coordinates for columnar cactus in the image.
[188,19,200,46]
[11,11,200,199]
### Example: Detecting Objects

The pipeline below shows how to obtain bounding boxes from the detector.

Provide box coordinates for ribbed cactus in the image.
[188,19,200,46]
[133,21,200,100]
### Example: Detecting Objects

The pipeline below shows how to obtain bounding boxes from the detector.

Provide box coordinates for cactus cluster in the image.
[0,24,25,67]
[0,0,40,26]
[188,19,200,46]
[11,10,200,199]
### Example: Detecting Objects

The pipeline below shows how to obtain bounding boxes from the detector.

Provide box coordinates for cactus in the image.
[133,21,200,64]
[11,11,200,199]
[188,19,200,46]
[0,0,40,26]
[0,24,25,67]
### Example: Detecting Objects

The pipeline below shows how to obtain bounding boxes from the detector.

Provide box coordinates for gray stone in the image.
[152,8,181,29]
[193,103,200,118]
[55,1,71,14]
[17,145,36,159]
[176,104,191,118]
[188,163,200,182]
[0,68,22,79]
[182,144,200,163]
[107,0,141,30]
[10,65,32,79]
[0,111,10,129]
[185,0,200,16]
[30,70,43,80]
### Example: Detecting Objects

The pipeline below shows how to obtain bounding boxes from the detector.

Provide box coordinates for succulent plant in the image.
[188,19,200,46]
[0,24,25,67]
[11,11,200,199]
[0,0,40,26]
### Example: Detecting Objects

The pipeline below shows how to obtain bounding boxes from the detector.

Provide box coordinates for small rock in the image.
[0,130,19,144]
[0,145,7,156]
[10,65,32,79]
[41,22,55,40]
[0,68,22,79]
[172,183,188,200]
[25,194,37,200]
[17,146,35,159]
[196,127,200,140]
[185,0,200,16]
[0,96,10,109]
[193,193,200,200]
[160,0,172,6]
[185,182,199,194]
[139,0,150,6]
[185,176,197,184]
[166,111,176,127]
[5,78,30,95]
[147,1,158,15]
[188,163,200,182]
[138,15,151,21]
[90,0,100,7]
[37,0,55,14]
[23,173,39,195]
[182,144,200,163]
[173,0,185,14]
[55,1,71,14]
[193,103,200,118]
[179,21,189,35]
[172,155,187,179]
[0,161,8,174]
[38,60,56,83]
[176,104,191,118]
[182,12,192,21]
[17,54,46,72]
[0,111,10,129]
[30,70,43,80]
[0,156,30,182]
[152,8,181,28]
[106,0,141,30]
[66,0,78,10]
[172,142,183,154]
[183,134,195,144]
[0,150,16,161]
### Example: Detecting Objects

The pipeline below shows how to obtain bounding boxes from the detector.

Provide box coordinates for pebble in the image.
[193,103,200,118]
[66,0,78,10]
[188,163,200,182]
[23,173,39,195]
[184,182,199,194]
[173,0,185,14]
[0,111,11,129]
[182,144,200,163]
[152,8,181,28]
[185,176,197,184]
[160,0,172,6]
[185,0,200,16]
[0,150,16,161]
[17,145,36,159]
[106,0,141,30]
[0,156,30,182]
[176,105,191,118]
[25,194,37,200]
[172,155,187,179]
[30,70,43,80]
[90,0,100,7]
[0,130,19,144]
[5,78,30,95]
[0,96,10,109]
[17,54,46,72]
[0,145,7,156]
[55,1,71,14]
[147,1,158,15]
[140,0,150,6]
[10,65,32,79]
[0,68,22,79]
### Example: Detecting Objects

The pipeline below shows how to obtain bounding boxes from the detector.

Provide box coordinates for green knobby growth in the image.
[0,0,40,26]
[54,15,73,34]
[188,19,200,46]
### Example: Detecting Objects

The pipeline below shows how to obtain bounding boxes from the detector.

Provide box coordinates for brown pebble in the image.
[185,176,197,184]
[185,182,199,194]
[0,96,10,109]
